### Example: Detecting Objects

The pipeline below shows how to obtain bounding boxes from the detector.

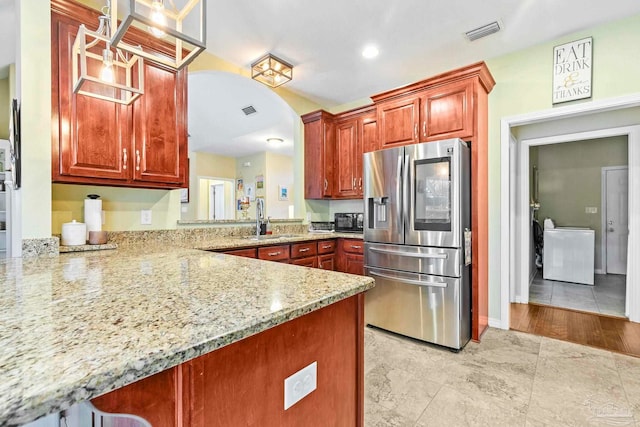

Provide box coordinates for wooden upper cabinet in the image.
[376,95,420,147]
[302,111,335,199]
[51,0,187,189]
[335,119,359,198]
[132,62,187,185]
[420,80,474,141]
[360,111,378,154]
[53,16,130,182]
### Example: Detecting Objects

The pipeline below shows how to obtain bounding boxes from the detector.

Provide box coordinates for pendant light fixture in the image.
[110,0,207,70]
[72,2,144,105]
[251,54,293,88]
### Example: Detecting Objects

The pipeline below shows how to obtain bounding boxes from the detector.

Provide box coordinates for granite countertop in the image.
[0,245,374,426]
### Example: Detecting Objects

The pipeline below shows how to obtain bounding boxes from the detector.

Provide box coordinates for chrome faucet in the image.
[256,198,265,237]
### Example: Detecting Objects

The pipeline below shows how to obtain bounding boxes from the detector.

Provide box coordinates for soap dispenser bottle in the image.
[266,217,272,235]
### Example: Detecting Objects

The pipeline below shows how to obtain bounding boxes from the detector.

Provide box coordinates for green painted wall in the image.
[0,78,9,140]
[533,137,628,271]
[485,12,640,321]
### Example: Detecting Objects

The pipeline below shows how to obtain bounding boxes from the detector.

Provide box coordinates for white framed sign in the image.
[552,37,592,104]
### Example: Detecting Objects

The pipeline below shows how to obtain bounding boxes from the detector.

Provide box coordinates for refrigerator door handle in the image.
[369,247,448,259]
[368,269,448,288]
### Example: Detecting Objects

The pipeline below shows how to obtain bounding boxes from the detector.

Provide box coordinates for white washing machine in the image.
[543,227,595,285]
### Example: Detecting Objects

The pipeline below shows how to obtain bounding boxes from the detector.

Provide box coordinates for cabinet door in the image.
[360,112,378,153]
[318,254,335,271]
[335,120,359,198]
[223,248,257,258]
[303,114,335,199]
[53,15,129,182]
[257,245,290,262]
[376,96,420,148]
[291,256,319,268]
[132,62,187,185]
[421,80,474,141]
[344,253,364,275]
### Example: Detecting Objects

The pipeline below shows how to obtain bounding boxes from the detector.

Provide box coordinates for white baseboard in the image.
[488,317,507,330]
[594,269,605,275]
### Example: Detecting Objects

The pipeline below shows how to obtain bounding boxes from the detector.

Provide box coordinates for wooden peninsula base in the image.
[91,294,365,426]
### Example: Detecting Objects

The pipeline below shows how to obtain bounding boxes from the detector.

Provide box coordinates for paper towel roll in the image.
[84,196,102,239]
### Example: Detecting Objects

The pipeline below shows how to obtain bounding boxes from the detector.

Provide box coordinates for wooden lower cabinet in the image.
[91,295,365,427]
[337,239,365,276]
[223,248,257,258]
[257,245,290,262]
[318,253,335,271]
[291,256,319,268]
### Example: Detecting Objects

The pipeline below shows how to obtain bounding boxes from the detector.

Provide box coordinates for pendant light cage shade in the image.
[251,54,293,88]
[110,0,207,70]
[72,25,144,105]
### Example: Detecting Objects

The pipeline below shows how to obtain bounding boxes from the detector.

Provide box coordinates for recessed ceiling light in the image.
[267,137,284,144]
[362,45,379,59]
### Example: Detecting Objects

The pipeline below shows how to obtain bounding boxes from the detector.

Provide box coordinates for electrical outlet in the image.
[284,361,317,410]
[585,207,598,214]
[140,209,152,225]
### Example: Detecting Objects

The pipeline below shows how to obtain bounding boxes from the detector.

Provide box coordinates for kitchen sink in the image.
[241,234,301,241]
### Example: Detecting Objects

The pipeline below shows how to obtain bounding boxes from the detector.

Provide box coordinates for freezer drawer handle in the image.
[368,270,448,288]
[369,247,448,259]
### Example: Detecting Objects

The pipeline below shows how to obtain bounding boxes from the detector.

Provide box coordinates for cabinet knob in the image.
[136,150,141,171]
[123,148,128,170]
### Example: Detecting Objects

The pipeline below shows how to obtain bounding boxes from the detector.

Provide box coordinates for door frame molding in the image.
[601,165,629,275]
[500,93,640,329]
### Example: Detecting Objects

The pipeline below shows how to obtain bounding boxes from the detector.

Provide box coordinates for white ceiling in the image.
[206,0,640,107]
[188,71,296,158]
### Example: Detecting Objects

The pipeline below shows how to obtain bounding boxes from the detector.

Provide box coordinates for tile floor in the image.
[365,327,640,426]
[529,272,626,317]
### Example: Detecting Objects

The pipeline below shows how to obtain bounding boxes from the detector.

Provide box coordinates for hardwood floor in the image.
[510,303,640,358]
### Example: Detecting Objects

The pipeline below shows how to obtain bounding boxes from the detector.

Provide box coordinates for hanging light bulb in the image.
[99,48,114,83]
[148,0,167,38]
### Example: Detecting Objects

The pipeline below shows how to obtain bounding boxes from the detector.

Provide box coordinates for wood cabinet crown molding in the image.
[370,61,495,103]
[301,109,336,124]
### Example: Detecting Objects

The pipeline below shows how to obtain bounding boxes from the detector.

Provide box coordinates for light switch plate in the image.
[140,209,152,225]
[284,361,317,410]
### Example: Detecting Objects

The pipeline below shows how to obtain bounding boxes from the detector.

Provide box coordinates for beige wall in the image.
[533,136,628,272]
[485,13,640,320]
[265,152,293,219]
[0,78,9,140]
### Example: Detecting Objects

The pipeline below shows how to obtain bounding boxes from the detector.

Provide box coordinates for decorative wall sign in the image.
[552,37,592,104]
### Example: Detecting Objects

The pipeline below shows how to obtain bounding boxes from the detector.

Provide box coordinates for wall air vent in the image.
[242,105,258,116]
[465,21,501,41]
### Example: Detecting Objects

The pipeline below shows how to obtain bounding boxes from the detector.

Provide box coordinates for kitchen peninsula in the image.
[0,236,374,426]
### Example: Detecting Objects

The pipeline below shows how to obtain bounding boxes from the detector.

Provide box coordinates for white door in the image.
[604,167,628,274]
[209,183,225,220]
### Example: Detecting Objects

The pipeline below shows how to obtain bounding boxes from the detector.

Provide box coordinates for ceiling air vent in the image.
[242,105,257,116]
[465,21,501,41]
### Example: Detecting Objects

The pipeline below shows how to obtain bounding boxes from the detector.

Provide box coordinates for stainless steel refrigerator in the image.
[364,138,471,350]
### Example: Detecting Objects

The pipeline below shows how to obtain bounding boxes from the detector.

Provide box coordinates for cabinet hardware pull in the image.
[414,123,418,139]
[299,248,310,252]
[136,150,141,171]
[353,177,356,188]
[123,148,128,170]
[324,179,328,191]
[359,178,362,189]
[422,122,426,137]
[268,252,280,256]
[322,245,332,249]
[351,245,362,249]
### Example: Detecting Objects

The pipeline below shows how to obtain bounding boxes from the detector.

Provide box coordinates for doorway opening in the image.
[499,94,640,329]
[527,137,628,317]
[197,177,235,220]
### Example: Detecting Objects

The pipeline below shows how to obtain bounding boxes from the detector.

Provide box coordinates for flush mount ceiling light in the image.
[251,54,293,88]
[362,45,379,59]
[110,0,207,70]
[266,137,284,144]
[72,2,144,105]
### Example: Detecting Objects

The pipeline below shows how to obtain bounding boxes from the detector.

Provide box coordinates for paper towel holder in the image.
[87,194,100,199]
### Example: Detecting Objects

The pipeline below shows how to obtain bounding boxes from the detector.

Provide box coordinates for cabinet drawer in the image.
[290,256,318,268]
[290,242,318,259]
[258,245,290,261]
[224,248,257,259]
[339,239,364,254]
[317,240,336,254]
